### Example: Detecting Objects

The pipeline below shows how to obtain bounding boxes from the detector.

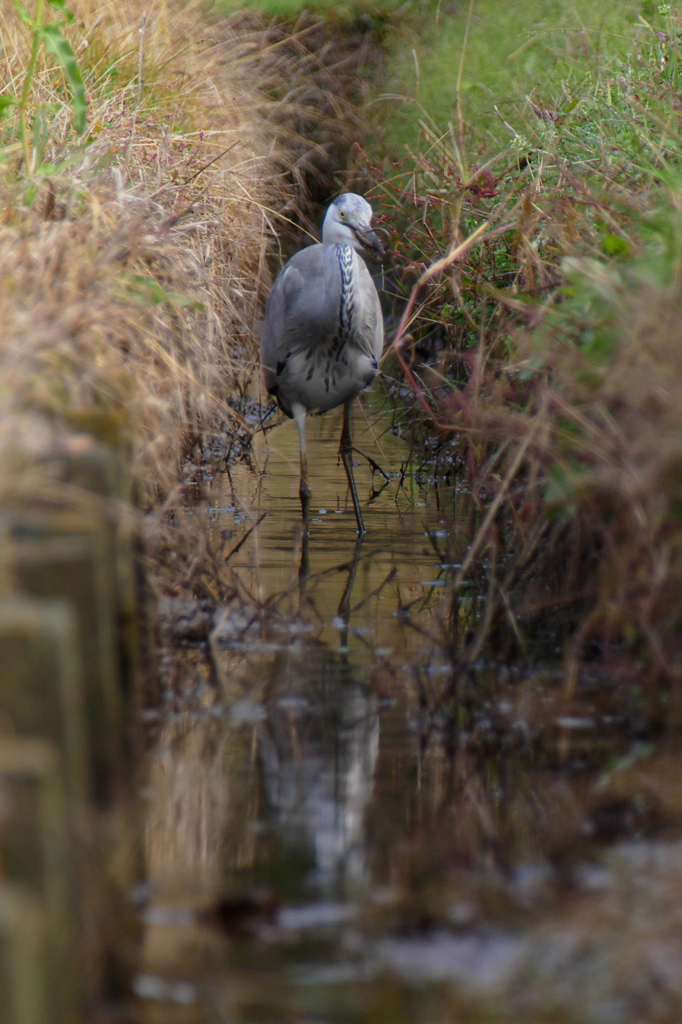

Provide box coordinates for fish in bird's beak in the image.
[355,225,385,255]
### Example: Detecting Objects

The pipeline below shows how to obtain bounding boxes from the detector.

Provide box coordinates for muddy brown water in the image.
[137,393,682,1024]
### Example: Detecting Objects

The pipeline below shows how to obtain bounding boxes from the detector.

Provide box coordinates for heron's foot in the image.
[352,446,390,482]
[339,449,365,534]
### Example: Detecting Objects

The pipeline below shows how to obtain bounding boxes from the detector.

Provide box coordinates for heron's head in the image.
[322,193,384,255]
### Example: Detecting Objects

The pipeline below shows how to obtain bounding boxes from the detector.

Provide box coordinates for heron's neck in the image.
[335,243,355,341]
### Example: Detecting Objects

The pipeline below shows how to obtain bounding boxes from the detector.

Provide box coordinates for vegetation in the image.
[378,0,647,149]
[3,0,681,675]
[0,0,282,512]
[220,0,415,20]
[4,1,682,1017]
[358,0,682,683]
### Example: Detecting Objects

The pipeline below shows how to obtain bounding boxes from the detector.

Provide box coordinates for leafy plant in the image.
[363,1,682,677]
[7,0,86,172]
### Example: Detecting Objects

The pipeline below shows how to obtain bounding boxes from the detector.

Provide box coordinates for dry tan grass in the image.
[0,0,345,517]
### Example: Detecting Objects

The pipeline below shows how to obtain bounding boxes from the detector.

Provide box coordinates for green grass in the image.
[377,0,654,153]
[360,0,682,676]
[217,0,422,22]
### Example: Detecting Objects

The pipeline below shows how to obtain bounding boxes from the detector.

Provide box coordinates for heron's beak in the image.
[357,226,384,255]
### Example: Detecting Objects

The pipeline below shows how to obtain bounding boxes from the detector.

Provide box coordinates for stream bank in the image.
[2,2,682,1022]
[0,1,385,1018]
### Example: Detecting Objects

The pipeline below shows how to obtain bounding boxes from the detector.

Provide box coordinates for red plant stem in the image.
[385,219,516,431]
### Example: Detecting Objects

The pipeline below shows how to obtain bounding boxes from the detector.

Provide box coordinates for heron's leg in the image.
[339,400,365,535]
[292,403,310,526]
[336,535,364,650]
[298,525,310,583]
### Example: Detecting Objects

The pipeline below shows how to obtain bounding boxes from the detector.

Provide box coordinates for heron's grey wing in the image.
[260,263,301,394]
[353,256,384,362]
[261,244,338,393]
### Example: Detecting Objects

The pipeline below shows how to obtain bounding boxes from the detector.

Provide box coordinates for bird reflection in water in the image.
[207,518,381,895]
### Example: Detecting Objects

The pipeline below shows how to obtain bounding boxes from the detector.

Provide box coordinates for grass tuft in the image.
[368,0,682,681]
[0,0,369,523]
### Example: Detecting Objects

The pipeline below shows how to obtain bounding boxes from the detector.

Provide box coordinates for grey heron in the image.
[261,193,384,535]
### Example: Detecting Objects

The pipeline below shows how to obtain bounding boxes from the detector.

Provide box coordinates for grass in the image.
[0,0,280,508]
[4,0,682,673]
[361,0,682,684]
[217,0,418,21]
[376,0,651,152]
[0,0,394,610]
[0,0,374,592]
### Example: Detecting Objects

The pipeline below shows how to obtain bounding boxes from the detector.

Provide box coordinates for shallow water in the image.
[137,394,682,1024]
